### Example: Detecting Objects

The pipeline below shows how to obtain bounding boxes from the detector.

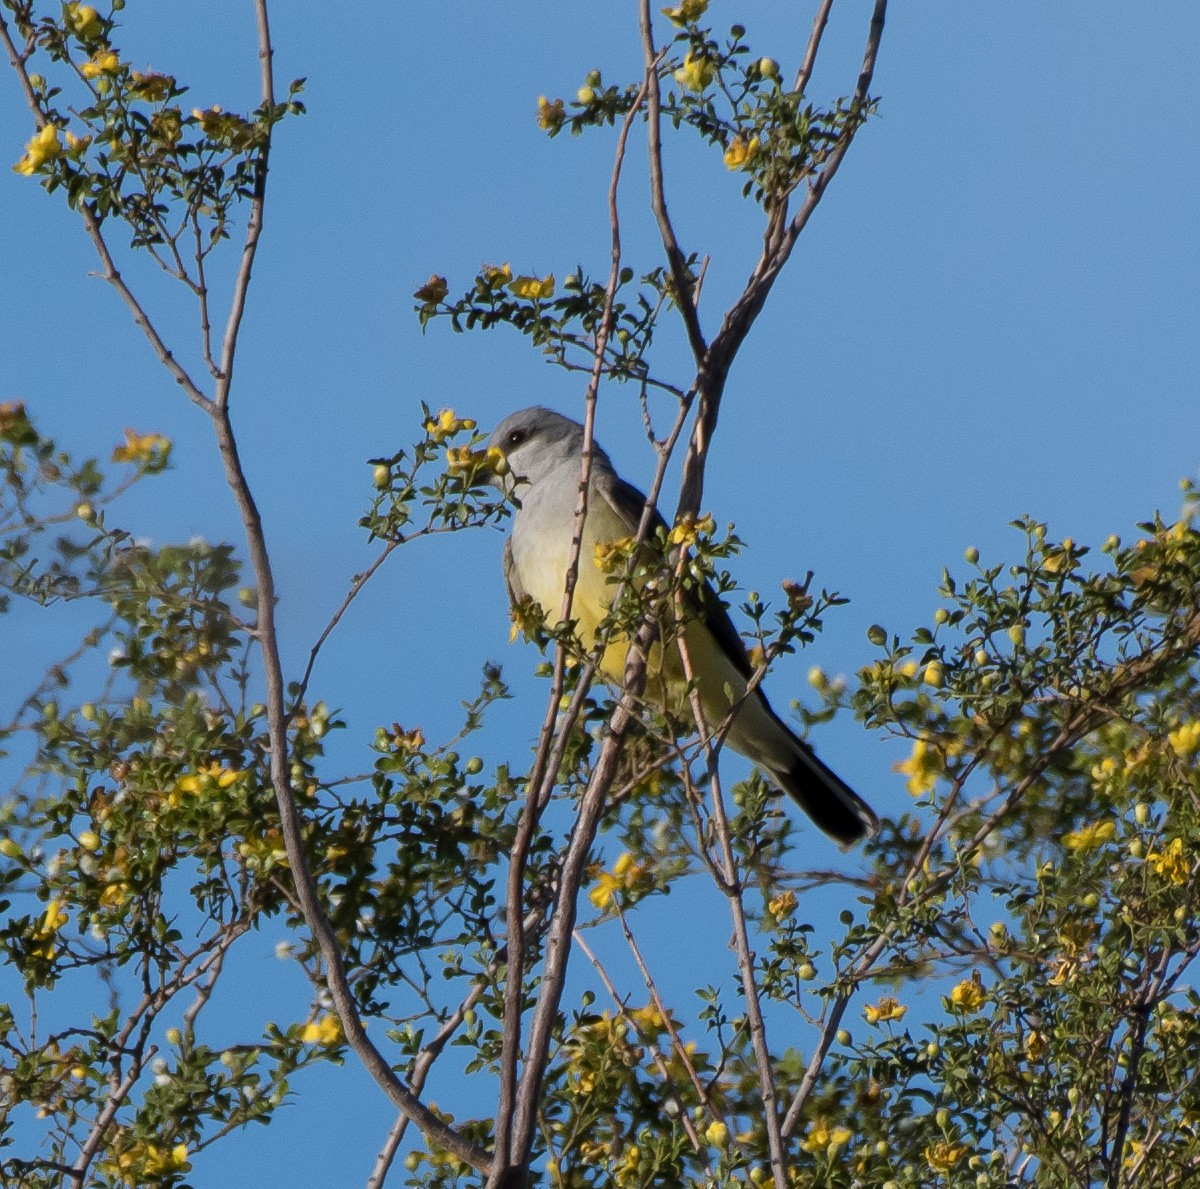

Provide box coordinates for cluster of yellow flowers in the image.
[80,49,121,79]
[1145,836,1188,886]
[800,1117,853,1155]
[509,273,555,300]
[168,762,243,809]
[99,1138,190,1186]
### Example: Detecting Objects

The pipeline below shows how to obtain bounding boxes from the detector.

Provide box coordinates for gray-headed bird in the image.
[486,406,878,845]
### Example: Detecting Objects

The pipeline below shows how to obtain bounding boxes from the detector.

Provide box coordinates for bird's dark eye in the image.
[507,428,527,447]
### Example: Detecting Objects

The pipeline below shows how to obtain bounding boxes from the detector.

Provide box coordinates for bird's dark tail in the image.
[762,738,879,847]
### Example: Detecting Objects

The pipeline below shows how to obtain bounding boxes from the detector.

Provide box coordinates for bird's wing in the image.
[595,473,753,681]
[502,536,528,607]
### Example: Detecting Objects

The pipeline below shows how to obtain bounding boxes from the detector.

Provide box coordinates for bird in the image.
[484,406,879,846]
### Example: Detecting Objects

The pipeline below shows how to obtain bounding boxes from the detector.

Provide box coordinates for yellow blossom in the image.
[948,973,986,1014]
[661,0,708,26]
[1024,1029,1048,1060]
[629,1002,675,1037]
[667,512,715,547]
[704,1120,729,1146]
[111,427,171,466]
[101,1139,190,1186]
[536,95,565,131]
[424,407,476,443]
[191,105,257,148]
[13,124,62,176]
[64,130,91,158]
[1145,836,1188,886]
[864,996,906,1025]
[300,1014,343,1046]
[447,444,489,471]
[481,262,513,289]
[674,52,715,93]
[171,762,242,805]
[1168,720,1200,758]
[588,850,645,909]
[801,1119,853,1154]
[99,882,130,909]
[767,889,797,920]
[65,3,103,40]
[80,50,121,79]
[924,1142,966,1174]
[129,71,176,102]
[413,274,448,305]
[593,535,637,574]
[894,738,938,796]
[389,724,425,752]
[30,898,68,960]
[723,135,759,171]
[1062,819,1116,853]
[509,273,555,300]
[897,659,919,679]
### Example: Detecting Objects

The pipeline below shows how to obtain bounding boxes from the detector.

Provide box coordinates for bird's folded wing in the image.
[596,473,753,682]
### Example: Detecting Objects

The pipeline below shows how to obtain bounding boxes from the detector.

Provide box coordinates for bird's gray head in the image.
[485,407,610,489]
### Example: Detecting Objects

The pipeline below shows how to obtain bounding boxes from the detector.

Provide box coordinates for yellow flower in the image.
[661,0,708,26]
[704,1120,728,1146]
[80,50,121,79]
[593,535,637,574]
[447,444,489,471]
[99,882,130,909]
[588,851,645,909]
[129,71,176,102]
[301,1014,343,1046]
[536,95,565,131]
[667,512,715,547]
[924,1142,966,1174]
[948,974,986,1014]
[508,273,555,300]
[723,135,759,171]
[1145,836,1188,885]
[1062,819,1116,853]
[674,52,715,93]
[629,1002,675,1037]
[894,738,938,796]
[800,1119,853,1154]
[13,124,62,176]
[424,407,476,442]
[111,427,171,466]
[30,898,69,960]
[100,1139,190,1186]
[64,130,91,158]
[64,3,103,40]
[1168,720,1200,758]
[413,274,448,305]
[171,763,243,805]
[389,724,425,752]
[481,262,513,289]
[863,996,906,1025]
[1024,1029,1048,1060]
[767,889,797,920]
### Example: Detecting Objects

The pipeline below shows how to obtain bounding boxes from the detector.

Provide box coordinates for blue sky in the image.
[2,2,1198,1184]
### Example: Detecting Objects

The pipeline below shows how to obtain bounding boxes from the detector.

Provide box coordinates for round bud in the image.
[465,756,483,775]
[934,608,949,625]
[576,85,596,105]
[964,546,980,565]
[866,624,887,646]
[373,464,390,488]
[798,963,816,981]
[1134,802,1149,825]
[835,1029,851,1046]
[758,57,779,80]
[78,830,101,852]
